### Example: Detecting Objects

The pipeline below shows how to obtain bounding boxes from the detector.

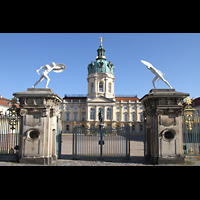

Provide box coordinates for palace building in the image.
[60,38,144,133]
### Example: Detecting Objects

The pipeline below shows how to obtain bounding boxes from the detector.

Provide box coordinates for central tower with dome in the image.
[61,37,144,133]
[87,37,115,100]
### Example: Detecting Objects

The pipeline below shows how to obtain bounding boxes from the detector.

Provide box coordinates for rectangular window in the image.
[116,113,120,121]
[132,113,135,121]
[66,113,70,121]
[99,82,103,92]
[124,113,128,122]
[140,125,143,132]
[74,113,78,121]
[66,125,69,131]
[82,113,86,121]
[90,108,95,120]
[107,108,112,120]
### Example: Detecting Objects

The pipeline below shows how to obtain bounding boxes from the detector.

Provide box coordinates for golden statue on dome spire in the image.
[99,36,104,46]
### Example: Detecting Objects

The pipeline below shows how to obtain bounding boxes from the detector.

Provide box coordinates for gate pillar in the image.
[140,89,189,164]
[13,88,62,165]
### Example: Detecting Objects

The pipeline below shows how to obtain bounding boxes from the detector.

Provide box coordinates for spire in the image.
[99,36,104,46]
[96,37,106,60]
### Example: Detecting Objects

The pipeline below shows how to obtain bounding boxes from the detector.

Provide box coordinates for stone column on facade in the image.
[120,102,123,123]
[104,77,107,94]
[95,105,98,121]
[94,76,97,94]
[78,102,81,122]
[103,106,106,122]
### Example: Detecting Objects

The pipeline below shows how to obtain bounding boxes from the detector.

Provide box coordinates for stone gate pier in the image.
[13,88,62,165]
[140,89,189,164]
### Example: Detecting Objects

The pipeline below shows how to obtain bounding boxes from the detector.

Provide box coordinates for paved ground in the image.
[0,133,199,166]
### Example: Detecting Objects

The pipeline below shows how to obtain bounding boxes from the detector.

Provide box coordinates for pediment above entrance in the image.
[87,96,115,103]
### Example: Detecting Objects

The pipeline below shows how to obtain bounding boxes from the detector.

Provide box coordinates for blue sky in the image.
[0,33,200,100]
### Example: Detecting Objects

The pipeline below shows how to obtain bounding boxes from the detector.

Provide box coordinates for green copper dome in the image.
[88,45,115,75]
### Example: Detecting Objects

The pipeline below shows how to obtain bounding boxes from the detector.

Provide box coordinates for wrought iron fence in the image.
[0,105,20,156]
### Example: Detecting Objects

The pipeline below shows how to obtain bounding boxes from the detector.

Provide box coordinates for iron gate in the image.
[73,126,130,160]
[56,117,62,159]
[183,115,200,155]
[0,105,20,161]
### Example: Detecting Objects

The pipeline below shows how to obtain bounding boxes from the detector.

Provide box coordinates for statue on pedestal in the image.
[32,62,65,88]
[98,108,104,123]
[141,60,172,89]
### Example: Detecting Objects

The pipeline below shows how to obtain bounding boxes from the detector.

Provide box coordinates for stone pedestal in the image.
[140,89,189,164]
[13,88,62,165]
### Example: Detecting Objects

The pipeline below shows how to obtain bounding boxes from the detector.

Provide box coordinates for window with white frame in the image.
[91,83,94,93]
[116,113,120,122]
[81,113,86,121]
[124,113,128,122]
[99,82,103,92]
[90,108,95,120]
[74,113,78,121]
[132,112,136,121]
[66,113,70,121]
[107,108,112,120]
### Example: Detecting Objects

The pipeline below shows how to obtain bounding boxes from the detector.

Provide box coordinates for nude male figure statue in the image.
[141,60,172,89]
[32,62,65,88]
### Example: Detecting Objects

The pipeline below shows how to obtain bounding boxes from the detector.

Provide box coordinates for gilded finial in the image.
[99,36,104,46]
[185,97,192,106]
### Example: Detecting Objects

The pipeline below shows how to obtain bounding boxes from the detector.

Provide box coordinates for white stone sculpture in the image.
[141,60,172,89]
[32,62,65,88]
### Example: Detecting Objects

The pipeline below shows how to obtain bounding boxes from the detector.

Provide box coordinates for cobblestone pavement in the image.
[0,133,199,166]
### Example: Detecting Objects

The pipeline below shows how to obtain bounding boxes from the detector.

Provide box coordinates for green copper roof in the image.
[88,45,115,75]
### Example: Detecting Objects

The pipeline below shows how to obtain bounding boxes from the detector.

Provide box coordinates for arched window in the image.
[108,83,111,93]
[90,108,95,120]
[91,83,94,93]
[99,82,103,92]
[107,108,112,120]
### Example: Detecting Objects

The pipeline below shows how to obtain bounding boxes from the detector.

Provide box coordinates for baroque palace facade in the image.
[60,39,144,133]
